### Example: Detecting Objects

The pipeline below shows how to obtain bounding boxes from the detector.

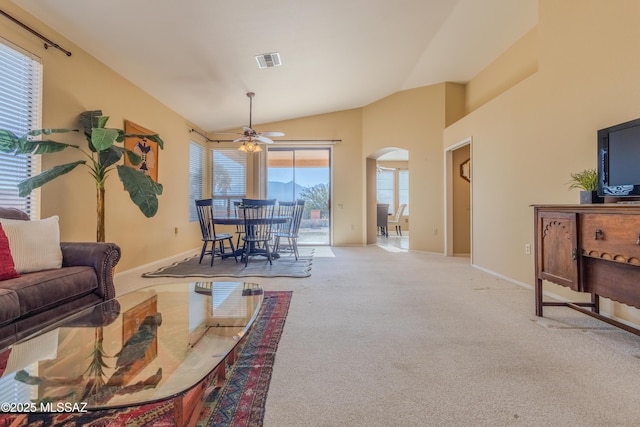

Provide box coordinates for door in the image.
[536,210,580,291]
[267,148,331,245]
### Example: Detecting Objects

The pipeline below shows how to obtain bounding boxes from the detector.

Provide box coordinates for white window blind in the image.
[376,170,394,214]
[0,40,42,217]
[189,141,205,221]
[211,148,246,216]
[399,169,409,215]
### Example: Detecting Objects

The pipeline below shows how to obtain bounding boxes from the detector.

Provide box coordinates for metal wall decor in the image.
[460,158,471,182]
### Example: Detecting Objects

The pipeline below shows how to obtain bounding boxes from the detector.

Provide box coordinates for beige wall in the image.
[1,3,202,271]
[465,26,539,115]
[443,0,640,324]
[363,84,450,252]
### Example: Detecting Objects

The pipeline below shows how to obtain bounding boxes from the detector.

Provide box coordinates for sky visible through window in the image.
[269,167,329,188]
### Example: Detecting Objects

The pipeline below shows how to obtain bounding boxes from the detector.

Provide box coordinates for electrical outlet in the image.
[525,243,531,255]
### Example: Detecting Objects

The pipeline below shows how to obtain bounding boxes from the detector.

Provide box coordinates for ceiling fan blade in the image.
[255,135,274,144]
[233,136,249,143]
[260,131,285,137]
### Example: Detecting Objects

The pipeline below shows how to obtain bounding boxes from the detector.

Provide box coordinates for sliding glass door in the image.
[267,148,331,245]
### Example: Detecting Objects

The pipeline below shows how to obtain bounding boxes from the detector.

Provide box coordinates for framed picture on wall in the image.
[124,120,159,182]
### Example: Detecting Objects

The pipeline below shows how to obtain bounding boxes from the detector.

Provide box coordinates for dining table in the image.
[212,214,291,259]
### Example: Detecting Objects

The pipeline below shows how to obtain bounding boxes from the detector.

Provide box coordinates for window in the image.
[376,167,409,215]
[188,141,205,221]
[399,169,409,215]
[0,40,42,217]
[211,148,246,215]
[376,169,394,214]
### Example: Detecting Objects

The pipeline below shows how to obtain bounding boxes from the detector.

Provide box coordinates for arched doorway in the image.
[365,148,409,250]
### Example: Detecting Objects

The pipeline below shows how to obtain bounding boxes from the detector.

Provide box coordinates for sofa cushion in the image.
[0,289,20,326]
[0,224,19,281]
[0,216,63,273]
[0,267,98,319]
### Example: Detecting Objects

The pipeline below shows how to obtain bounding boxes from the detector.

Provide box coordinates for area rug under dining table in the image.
[142,250,313,278]
[0,291,292,427]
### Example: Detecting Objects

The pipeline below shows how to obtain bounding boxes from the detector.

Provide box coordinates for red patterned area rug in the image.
[0,291,292,427]
[196,290,291,427]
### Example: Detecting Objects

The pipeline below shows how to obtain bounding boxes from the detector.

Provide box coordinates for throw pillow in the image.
[0,223,19,280]
[0,216,63,273]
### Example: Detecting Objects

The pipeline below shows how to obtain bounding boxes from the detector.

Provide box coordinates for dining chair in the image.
[275,201,295,235]
[195,199,238,266]
[387,203,407,236]
[240,199,277,266]
[274,199,305,260]
[233,200,245,249]
[377,203,389,236]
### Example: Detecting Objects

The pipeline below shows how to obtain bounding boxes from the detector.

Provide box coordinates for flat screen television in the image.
[597,117,640,198]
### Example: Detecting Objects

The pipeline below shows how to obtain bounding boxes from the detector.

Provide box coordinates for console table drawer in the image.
[580,213,640,264]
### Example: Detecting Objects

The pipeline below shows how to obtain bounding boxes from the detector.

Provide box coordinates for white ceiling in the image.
[14,0,537,133]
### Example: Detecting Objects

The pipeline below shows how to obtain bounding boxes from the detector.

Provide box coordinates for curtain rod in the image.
[0,9,72,57]
[189,128,217,142]
[190,129,341,144]
[205,139,342,144]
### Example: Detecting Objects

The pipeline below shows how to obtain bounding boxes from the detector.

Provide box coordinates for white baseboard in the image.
[471,263,534,290]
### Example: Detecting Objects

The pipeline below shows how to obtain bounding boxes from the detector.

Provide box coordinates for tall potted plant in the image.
[0,110,164,241]
[567,168,603,204]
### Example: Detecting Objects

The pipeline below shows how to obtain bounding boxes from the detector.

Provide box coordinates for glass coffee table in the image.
[0,281,263,425]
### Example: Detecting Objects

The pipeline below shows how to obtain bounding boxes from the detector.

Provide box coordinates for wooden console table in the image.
[533,204,640,335]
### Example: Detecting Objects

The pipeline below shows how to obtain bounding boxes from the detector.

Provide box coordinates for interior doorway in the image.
[368,148,409,250]
[444,137,472,260]
[266,148,331,245]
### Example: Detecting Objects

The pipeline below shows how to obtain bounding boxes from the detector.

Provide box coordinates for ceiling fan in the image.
[233,92,284,152]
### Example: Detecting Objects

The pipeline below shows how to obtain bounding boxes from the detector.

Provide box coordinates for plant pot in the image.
[580,190,604,204]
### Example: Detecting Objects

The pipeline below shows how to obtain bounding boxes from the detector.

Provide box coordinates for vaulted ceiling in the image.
[14,0,537,132]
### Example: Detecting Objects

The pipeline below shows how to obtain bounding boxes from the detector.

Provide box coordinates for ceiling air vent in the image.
[255,52,282,69]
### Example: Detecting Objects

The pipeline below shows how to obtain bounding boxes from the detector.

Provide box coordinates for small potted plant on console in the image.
[567,168,603,204]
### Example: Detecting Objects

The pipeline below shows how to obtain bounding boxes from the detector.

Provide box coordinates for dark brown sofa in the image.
[0,208,120,350]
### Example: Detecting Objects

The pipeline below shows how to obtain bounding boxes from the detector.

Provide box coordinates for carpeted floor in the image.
[0,291,292,427]
[115,245,640,426]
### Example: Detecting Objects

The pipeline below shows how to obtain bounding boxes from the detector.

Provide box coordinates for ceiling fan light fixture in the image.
[238,141,262,153]
[255,52,282,69]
